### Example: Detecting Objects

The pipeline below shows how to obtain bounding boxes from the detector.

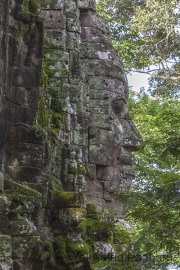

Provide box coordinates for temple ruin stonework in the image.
[0,0,141,269]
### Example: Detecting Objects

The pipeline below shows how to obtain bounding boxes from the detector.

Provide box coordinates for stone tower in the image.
[0,0,141,269]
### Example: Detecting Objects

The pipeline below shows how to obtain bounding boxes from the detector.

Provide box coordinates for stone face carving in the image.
[0,0,141,269]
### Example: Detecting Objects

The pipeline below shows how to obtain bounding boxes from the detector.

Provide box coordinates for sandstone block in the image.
[42,10,66,29]
[77,0,96,11]
[66,32,80,50]
[85,164,96,180]
[64,0,78,18]
[39,0,64,9]
[89,145,121,166]
[67,18,81,33]
[119,148,134,166]
[44,29,66,49]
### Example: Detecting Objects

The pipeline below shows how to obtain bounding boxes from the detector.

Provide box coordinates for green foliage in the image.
[96,0,152,70]
[21,181,30,188]
[79,205,135,269]
[126,93,180,268]
[97,0,180,97]
[79,208,118,242]
[92,259,136,270]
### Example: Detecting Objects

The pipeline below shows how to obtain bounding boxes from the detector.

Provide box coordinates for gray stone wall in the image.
[0,0,141,269]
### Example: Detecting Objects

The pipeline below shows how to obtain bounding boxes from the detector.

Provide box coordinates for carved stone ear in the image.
[111,99,125,113]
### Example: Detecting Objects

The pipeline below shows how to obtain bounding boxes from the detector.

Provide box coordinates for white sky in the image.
[127,72,150,92]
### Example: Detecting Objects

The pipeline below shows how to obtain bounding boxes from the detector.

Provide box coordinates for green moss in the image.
[45,67,56,78]
[113,226,131,245]
[51,128,60,137]
[40,251,49,261]
[51,190,78,207]
[29,0,41,10]
[41,239,55,265]
[21,0,40,18]
[4,179,42,199]
[67,239,90,263]
[33,95,51,137]
[54,235,67,263]
[108,235,114,245]
[68,163,78,174]
[50,179,58,190]
[53,235,91,264]
[4,179,42,213]
[86,202,98,219]
[77,162,86,175]
[37,57,66,137]
[52,112,63,129]
[41,58,49,90]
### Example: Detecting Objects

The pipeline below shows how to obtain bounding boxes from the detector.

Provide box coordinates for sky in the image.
[127,72,150,93]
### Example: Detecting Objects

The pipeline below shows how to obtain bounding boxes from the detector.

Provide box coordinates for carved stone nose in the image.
[123,119,142,151]
[111,99,125,113]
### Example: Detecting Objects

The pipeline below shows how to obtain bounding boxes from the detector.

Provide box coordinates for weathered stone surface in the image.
[42,10,66,29]
[0,0,142,269]
[77,0,96,11]
[0,174,4,192]
[39,0,64,9]
[0,235,12,257]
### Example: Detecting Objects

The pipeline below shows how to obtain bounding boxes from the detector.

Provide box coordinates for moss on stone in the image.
[53,235,91,265]
[54,235,67,263]
[29,0,41,11]
[68,163,78,174]
[86,202,98,219]
[113,227,131,245]
[77,162,86,175]
[50,178,58,190]
[69,208,85,220]
[4,178,42,199]
[52,112,63,129]
[108,235,114,245]
[67,239,90,263]
[33,95,50,137]
[44,39,65,50]
[51,190,78,207]
[41,239,55,265]
[0,235,12,257]
[40,251,49,261]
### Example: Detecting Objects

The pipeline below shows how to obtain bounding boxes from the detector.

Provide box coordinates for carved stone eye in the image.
[111,99,125,113]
